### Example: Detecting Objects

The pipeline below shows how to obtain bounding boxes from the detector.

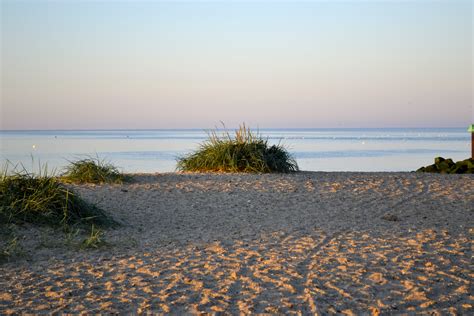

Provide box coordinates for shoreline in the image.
[1,172,472,314]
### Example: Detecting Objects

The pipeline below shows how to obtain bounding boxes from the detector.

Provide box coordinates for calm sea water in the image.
[0,128,470,173]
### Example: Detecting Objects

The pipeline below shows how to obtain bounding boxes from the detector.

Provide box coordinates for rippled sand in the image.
[1,172,473,314]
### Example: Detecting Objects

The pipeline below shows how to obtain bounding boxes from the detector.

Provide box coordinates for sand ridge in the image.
[0,172,473,314]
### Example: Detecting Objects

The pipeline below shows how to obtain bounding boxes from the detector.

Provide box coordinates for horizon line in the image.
[0,126,470,132]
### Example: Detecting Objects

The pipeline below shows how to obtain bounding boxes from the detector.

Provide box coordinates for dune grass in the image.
[177,124,299,173]
[61,157,128,184]
[0,163,115,228]
[80,225,106,249]
[0,230,23,263]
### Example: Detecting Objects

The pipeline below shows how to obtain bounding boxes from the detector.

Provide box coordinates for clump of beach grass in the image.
[81,225,106,249]
[177,124,299,173]
[0,237,22,263]
[0,163,114,228]
[0,224,24,263]
[61,156,128,184]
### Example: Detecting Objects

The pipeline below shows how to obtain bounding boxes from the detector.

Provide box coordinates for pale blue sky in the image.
[1,0,472,129]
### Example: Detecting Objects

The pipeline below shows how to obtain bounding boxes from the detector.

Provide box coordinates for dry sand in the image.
[1,172,473,314]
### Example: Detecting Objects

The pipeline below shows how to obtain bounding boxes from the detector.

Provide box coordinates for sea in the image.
[0,128,470,174]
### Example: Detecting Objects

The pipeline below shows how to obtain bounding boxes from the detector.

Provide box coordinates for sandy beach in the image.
[0,172,472,314]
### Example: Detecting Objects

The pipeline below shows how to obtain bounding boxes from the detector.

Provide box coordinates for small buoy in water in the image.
[32,144,36,149]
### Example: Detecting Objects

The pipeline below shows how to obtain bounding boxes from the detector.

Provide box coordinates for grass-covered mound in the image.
[0,166,114,228]
[416,157,474,174]
[177,125,299,173]
[61,157,127,184]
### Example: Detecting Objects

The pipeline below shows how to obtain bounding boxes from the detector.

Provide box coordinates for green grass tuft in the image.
[0,235,23,263]
[61,156,128,184]
[0,163,115,228]
[177,124,299,173]
[81,225,106,249]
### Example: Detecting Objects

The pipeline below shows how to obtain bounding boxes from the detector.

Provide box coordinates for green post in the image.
[469,124,474,159]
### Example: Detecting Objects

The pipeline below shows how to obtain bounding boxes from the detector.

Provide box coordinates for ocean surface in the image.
[0,128,470,173]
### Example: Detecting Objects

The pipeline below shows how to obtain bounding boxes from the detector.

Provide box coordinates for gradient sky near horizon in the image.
[1,0,472,130]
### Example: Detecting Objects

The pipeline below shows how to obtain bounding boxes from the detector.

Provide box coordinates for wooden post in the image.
[469,125,474,159]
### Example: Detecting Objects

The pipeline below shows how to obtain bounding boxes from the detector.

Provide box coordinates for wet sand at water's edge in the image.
[1,172,473,314]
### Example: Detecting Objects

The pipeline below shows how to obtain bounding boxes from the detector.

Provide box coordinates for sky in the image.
[1,0,472,130]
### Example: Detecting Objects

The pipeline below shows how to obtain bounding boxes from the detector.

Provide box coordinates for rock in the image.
[445,158,455,167]
[417,157,473,174]
[452,164,467,174]
[437,161,452,172]
[464,158,474,169]
[424,165,438,173]
[416,167,425,173]
[463,159,474,174]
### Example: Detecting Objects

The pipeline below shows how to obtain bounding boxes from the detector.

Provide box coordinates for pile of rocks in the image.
[417,157,474,174]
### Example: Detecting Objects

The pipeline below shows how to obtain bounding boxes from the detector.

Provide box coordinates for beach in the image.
[0,172,473,314]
